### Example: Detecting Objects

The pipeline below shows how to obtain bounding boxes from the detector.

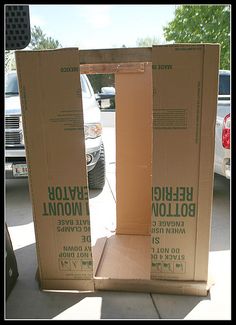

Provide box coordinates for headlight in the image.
[84,123,102,139]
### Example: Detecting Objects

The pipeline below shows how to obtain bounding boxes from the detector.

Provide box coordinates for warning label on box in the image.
[153,109,187,129]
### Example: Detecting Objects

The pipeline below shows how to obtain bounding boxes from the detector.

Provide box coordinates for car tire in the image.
[88,143,106,190]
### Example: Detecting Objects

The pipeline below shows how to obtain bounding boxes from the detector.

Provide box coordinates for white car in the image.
[214,70,230,179]
[5,70,106,189]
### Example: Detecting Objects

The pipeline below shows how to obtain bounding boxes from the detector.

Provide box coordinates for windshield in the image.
[80,74,92,98]
[219,73,230,95]
[5,72,19,94]
[5,71,90,98]
[7,70,229,97]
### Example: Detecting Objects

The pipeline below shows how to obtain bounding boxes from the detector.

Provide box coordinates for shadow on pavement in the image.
[6,242,160,320]
[6,243,97,319]
[5,179,32,226]
[151,291,211,319]
[6,241,211,320]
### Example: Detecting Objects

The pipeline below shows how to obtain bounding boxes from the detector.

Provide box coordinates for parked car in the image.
[5,70,106,189]
[96,87,115,110]
[214,70,231,179]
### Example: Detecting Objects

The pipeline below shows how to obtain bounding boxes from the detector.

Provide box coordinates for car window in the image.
[5,72,19,94]
[5,72,92,99]
[219,74,230,95]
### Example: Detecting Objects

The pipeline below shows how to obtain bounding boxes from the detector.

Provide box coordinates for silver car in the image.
[5,70,106,189]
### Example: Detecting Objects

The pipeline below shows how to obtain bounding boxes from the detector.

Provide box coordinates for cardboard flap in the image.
[115,63,152,236]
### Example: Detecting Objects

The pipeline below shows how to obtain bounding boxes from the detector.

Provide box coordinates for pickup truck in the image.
[214,70,231,179]
[5,70,106,189]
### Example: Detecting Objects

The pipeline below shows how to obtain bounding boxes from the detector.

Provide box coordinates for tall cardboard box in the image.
[15,49,94,291]
[150,45,219,282]
[15,44,219,295]
[93,45,219,296]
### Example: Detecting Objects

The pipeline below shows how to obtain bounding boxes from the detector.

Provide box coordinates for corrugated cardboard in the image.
[15,49,94,290]
[151,44,219,281]
[15,44,219,296]
[115,63,152,235]
[93,44,219,295]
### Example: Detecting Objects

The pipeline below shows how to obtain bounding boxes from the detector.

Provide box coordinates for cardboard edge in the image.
[92,236,108,276]
[94,277,212,296]
[15,52,45,285]
[39,279,95,292]
[194,44,220,280]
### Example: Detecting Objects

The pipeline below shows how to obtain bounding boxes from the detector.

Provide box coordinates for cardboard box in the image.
[15,44,219,295]
[150,45,219,282]
[15,49,95,291]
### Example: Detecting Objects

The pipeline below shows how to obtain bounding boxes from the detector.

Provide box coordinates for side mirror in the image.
[5,5,31,50]
[97,93,115,109]
[96,89,115,110]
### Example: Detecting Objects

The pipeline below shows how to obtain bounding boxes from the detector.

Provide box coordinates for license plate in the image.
[12,164,28,177]
[101,99,111,108]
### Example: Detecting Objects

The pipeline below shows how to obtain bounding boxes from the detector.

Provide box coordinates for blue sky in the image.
[29,5,177,49]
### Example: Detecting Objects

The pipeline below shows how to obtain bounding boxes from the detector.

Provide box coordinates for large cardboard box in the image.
[15,44,219,295]
[15,49,94,291]
[150,45,219,282]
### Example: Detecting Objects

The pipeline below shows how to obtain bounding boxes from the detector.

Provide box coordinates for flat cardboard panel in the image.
[151,44,219,281]
[95,235,151,279]
[79,47,152,64]
[80,63,145,74]
[194,45,219,280]
[115,63,152,235]
[15,48,94,289]
[94,236,210,296]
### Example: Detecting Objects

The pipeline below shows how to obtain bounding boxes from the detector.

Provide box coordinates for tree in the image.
[163,5,230,69]
[5,26,62,72]
[87,74,115,94]
[5,50,16,72]
[136,36,161,47]
[29,25,62,50]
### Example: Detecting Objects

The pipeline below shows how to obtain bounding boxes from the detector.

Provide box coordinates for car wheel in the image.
[88,143,106,190]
